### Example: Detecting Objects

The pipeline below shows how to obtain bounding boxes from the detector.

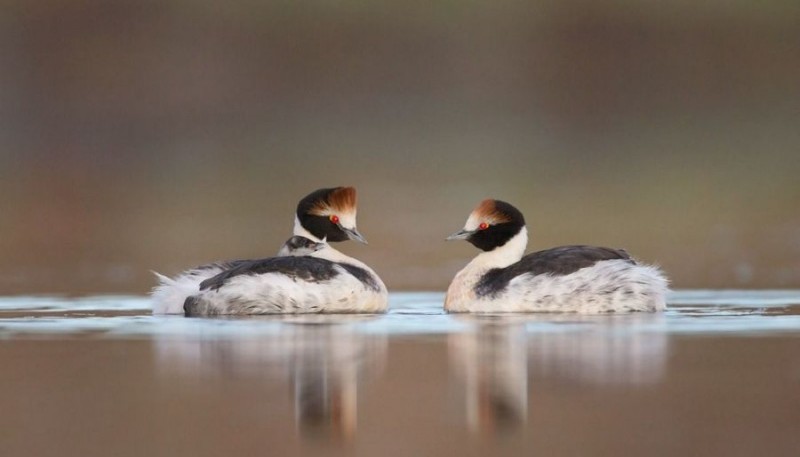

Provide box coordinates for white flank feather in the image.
[185,244,387,316]
[447,260,668,313]
[186,268,386,315]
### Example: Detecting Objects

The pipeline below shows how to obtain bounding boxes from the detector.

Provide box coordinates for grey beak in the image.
[342,226,368,244]
[446,229,473,241]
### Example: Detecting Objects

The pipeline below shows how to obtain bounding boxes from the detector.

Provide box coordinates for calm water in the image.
[1,291,799,457]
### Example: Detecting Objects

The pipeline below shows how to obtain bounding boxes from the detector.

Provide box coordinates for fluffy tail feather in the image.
[150,271,200,315]
[151,271,175,286]
[150,267,229,315]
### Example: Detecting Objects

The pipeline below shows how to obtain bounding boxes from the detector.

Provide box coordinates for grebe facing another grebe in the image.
[151,187,370,314]
[183,236,387,316]
[445,199,668,313]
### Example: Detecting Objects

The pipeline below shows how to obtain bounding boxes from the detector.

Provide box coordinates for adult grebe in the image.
[151,187,372,314]
[445,199,668,313]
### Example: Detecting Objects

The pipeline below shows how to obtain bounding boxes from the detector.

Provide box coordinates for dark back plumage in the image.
[199,257,340,291]
[188,260,249,275]
[197,256,382,293]
[475,245,634,297]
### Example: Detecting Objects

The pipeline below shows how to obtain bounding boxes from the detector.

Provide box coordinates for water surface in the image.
[1,291,798,457]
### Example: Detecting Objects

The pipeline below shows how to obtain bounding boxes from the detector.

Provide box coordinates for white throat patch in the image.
[470,227,529,270]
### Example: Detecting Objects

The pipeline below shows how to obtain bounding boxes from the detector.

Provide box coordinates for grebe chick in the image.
[183,236,387,316]
[276,236,327,257]
[445,199,668,313]
[151,187,368,314]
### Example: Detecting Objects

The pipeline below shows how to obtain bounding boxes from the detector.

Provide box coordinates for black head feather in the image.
[296,187,356,242]
[466,200,526,252]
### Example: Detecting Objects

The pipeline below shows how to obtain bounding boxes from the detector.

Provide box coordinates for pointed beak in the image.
[341,226,368,244]
[446,228,473,241]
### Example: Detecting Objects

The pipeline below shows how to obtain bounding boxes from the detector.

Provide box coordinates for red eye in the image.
[479,222,489,230]
[330,215,340,224]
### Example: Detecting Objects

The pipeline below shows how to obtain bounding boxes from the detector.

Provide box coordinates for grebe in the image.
[445,199,668,313]
[276,235,327,257]
[151,187,371,314]
[183,236,387,316]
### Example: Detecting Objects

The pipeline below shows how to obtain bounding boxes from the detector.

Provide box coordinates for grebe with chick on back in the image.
[151,187,384,315]
[445,199,668,313]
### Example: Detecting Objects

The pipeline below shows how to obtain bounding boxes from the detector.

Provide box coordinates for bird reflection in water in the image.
[448,312,669,435]
[449,318,529,435]
[288,318,385,442]
[526,313,669,385]
[153,316,386,444]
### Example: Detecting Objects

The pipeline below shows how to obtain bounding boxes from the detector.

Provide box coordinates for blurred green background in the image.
[1,1,799,294]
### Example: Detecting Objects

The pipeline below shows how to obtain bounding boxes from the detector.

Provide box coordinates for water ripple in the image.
[0,290,798,338]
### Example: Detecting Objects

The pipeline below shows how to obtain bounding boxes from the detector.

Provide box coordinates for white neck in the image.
[445,227,528,310]
[293,214,366,268]
[465,227,528,271]
[293,215,322,242]
[312,244,358,266]
[293,215,385,293]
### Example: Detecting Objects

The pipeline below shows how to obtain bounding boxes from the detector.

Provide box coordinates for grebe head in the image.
[446,199,525,251]
[295,187,367,244]
[277,236,327,257]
